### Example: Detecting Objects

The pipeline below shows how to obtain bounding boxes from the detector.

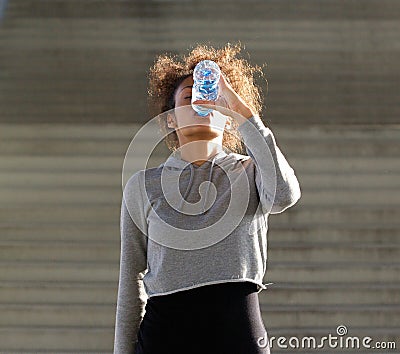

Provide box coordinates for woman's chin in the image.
[179,125,222,138]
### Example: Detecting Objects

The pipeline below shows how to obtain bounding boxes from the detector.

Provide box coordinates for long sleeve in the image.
[113,177,148,354]
[237,115,301,214]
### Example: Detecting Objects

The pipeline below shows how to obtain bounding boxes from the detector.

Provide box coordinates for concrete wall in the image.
[0,1,399,353]
[1,0,399,125]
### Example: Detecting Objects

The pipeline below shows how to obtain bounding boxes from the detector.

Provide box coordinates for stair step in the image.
[0,171,120,187]
[1,138,399,157]
[0,241,119,262]
[270,205,400,226]
[0,281,399,306]
[1,155,399,173]
[0,124,137,139]
[2,18,400,53]
[0,261,399,283]
[2,186,400,205]
[1,204,399,225]
[6,0,400,20]
[267,262,400,282]
[1,171,400,189]
[0,240,398,263]
[268,242,400,263]
[1,123,398,140]
[1,0,400,351]
[260,304,400,327]
[0,326,397,353]
[0,281,116,305]
[0,223,119,242]
[0,205,121,223]
[0,302,399,327]
[0,261,118,282]
[0,224,397,243]
[0,155,163,172]
[268,227,400,243]
[0,326,111,352]
[260,282,400,305]
[299,172,400,189]
[293,157,400,173]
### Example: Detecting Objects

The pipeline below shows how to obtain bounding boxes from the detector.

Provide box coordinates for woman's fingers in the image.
[192,72,254,122]
[219,74,237,100]
[218,74,254,119]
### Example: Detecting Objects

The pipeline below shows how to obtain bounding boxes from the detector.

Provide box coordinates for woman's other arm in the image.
[113,176,148,354]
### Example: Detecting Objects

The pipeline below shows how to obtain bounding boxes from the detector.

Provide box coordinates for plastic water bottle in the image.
[191,60,221,116]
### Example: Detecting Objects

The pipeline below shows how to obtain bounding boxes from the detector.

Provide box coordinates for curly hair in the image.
[147,42,267,154]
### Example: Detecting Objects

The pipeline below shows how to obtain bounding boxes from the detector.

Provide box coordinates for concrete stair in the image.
[2,1,400,125]
[1,0,400,351]
[0,123,399,353]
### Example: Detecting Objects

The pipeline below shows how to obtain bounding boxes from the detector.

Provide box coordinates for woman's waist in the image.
[147,280,258,309]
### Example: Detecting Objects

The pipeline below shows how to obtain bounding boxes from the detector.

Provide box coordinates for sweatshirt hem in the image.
[146,278,273,298]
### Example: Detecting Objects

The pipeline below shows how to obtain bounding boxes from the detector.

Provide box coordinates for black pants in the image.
[134,281,270,354]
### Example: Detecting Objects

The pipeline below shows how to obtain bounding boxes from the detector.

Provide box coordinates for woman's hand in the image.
[192,73,257,125]
[218,74,256,119]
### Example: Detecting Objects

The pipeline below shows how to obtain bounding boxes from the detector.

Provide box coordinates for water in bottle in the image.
[191,60,221,116]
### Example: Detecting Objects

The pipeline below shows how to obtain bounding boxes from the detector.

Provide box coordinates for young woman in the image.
[113,43,301,354]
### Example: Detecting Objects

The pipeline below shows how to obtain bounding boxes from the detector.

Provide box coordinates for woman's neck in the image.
[177,139,224,166]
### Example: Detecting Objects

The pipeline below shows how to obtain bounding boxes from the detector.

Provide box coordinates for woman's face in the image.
[167,75,229,141]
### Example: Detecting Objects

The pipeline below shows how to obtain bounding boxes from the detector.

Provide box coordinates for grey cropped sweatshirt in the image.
[113,115,301,353]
